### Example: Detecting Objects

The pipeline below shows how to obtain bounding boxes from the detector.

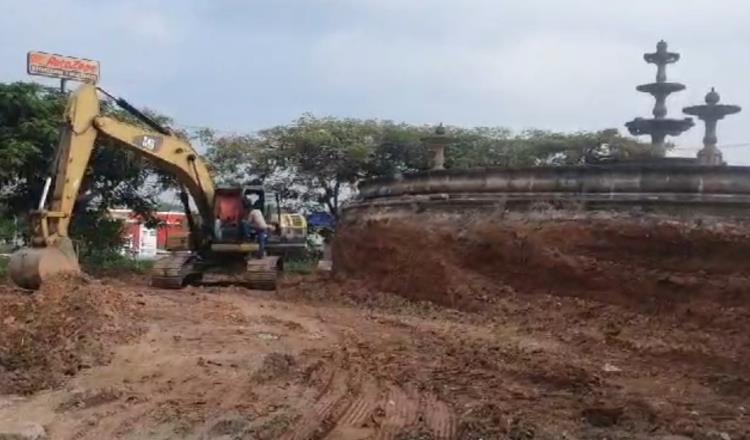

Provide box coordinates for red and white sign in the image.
[27,51,100,83]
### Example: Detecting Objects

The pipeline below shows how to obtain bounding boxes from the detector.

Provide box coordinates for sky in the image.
[3,0,750,163]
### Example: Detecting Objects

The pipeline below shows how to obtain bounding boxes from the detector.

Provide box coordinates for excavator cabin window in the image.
[213,187,266,242]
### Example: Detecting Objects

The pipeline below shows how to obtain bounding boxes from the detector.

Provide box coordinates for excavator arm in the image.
[9,83,216,289]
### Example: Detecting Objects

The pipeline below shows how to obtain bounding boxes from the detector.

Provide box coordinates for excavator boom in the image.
[9,84,215,289]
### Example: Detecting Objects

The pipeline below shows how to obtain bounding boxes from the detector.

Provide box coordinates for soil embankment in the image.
[0,213,746,438]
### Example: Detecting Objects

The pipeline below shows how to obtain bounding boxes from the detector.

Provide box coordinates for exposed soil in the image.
[334,214,750,314]
[0,213,747,439]
[0,275,143,395]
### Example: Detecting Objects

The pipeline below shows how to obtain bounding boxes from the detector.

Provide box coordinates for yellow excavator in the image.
[8,83,306,290]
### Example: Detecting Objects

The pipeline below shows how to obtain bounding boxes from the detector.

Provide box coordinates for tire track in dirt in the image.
[281,367,352,440]
[282,369,457,440]
[376,385,420,440]
[325,377,380,439]
[422,392,456,440]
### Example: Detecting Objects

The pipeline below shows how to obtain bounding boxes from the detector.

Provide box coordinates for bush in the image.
[284,257,319,275]
[79,250,153,275]
[70,209,157,276]
[0,256,8,280]
[0,217,17,244]
[70,211,127,259]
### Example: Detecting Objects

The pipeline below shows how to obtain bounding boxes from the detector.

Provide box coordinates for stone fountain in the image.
[683,88,742,166]
[625,41,694,150]
[341,42,750,223]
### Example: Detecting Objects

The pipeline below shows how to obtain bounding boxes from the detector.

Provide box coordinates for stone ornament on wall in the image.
[625,40,694,149]
[684,88,742,166]
[421,123,455,171]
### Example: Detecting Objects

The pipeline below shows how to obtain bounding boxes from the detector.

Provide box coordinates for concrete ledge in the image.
[359,165,750,198]
[346,165,750,219]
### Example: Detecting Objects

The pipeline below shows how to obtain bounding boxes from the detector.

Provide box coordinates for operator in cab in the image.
[242,191,271,257]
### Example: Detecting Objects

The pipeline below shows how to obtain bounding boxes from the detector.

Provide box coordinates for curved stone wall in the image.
[343,164,750,220]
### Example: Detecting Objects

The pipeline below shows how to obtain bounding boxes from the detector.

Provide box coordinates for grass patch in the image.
[0,256,8,279]
[284,257,319,275]
[0,251,151,281]
[80,251,154,276]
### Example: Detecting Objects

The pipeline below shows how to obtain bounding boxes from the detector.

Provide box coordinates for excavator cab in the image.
[200,186,281,289]
[211,186,308,258]
[212,186,265,247]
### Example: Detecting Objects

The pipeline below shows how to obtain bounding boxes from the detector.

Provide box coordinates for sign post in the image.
[27,51,101,211]
[26,51,100,89]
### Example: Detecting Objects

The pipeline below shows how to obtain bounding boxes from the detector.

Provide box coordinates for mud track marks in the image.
[285,368,456,440]
[327,377,379,439]
[421,393,455,440]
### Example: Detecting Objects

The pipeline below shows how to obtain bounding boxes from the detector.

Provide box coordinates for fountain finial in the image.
[705,87,720,105]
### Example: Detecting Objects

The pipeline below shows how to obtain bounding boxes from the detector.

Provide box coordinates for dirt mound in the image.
[0,273,745,438]
[253,352,296,382]
[333,214,750,314]
[0,275,142,394]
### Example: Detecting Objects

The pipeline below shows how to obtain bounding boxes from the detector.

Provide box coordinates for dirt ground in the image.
[0,213,748,439]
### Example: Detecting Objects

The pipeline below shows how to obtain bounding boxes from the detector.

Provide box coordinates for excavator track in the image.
[245,256,281,290]
[150,276,186,289]
[150,253,197,289]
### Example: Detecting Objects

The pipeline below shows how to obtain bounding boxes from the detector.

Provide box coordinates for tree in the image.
[206,115,398,217]
[442,126,667,168]
[514,128,667,166]
[0,81,173,248]
[0,82,64,214]
[205,117,664,216]
[364,122,431,176]
[266,115,383,215]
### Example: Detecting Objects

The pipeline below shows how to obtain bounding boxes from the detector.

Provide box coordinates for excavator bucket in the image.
[8,242,81,290]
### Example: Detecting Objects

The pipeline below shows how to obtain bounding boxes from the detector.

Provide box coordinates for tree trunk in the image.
[332,180,340,216]
[321,181,338,220]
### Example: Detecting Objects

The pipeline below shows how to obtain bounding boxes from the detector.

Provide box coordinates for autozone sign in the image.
[27,51,100,83]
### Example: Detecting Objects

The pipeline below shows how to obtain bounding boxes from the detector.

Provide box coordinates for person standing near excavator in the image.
[242,191,270,257]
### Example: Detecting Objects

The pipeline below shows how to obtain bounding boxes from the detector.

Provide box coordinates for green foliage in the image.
[0,256,8,280]
[205,117,663,217]
[259,115,380,214]
[70,210,127,257]
[443,127,666,169]
[0,81,175,214]
[0,82,65,214]
[68,209,154,276]
[79,249,153,275]
[0,81,177,253]
[365,122,431,175]
[0,217,17,243]
[284,256,319,275]
[205,116,431,216]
